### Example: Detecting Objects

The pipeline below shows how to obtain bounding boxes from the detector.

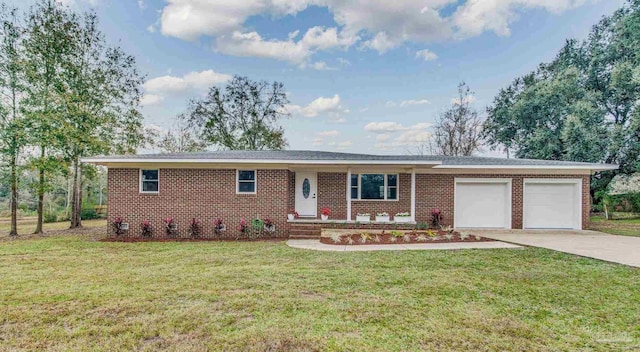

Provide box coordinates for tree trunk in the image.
[34,146,45,234]
[70,158,82,228]
[9,155,18,237]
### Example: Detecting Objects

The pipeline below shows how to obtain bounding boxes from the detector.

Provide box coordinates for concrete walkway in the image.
[287,239,523,252]
[476,230,640,268]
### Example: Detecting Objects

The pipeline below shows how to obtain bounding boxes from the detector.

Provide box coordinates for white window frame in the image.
[236,169,257,194]
[351,173,399,201]
[139,169,159,194]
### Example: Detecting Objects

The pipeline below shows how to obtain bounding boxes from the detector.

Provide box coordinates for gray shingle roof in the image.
[82,150,616,168]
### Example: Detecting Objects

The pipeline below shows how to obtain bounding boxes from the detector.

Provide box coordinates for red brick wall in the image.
[107,168,290,238]
[414,174,590,229]
[315,172,589,229]
[108,169,590,236]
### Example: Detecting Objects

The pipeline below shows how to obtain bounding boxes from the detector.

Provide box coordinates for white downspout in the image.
[411,168,416,222]
[347,168,352,221]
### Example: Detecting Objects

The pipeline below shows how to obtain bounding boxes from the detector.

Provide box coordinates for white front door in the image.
[295,172,317,217]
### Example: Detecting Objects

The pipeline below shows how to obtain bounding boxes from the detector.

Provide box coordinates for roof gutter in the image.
[80,158,444,166]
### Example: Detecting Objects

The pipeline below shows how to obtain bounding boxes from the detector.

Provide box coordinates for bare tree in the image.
[155,120,208,154]
[432,82,483,156]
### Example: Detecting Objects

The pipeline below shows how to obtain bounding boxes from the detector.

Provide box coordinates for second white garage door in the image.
[454,179,512,229]
[523,180,581,229]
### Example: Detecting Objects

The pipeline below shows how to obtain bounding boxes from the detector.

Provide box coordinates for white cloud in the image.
[312,137,324,146]
[415,49,438,61]
[364,121,407,133]
[216,31,311,65]
[337,57,351,66]
[144,69,231,95]
[375,134,391,142]
[140,94,164,106]
[142,69,231,105]
[147,25,156,33]
[365,122,432,150]
[452,0,590,38]
[287,94,346,118]
[317,130,340,137]
[386,98,431,108]
[158,0,591,63]
[400,99,430,107]
[308,61,335,71]
[138,0,146,9]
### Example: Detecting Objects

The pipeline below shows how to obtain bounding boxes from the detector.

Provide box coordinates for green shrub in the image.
[44,212,58,223]
[81,208,100,220]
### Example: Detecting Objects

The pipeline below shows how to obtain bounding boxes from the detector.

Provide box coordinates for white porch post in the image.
[411,168,416,222]
[346,168,352,221]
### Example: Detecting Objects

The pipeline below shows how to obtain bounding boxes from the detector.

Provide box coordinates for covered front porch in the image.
[287,159,441,224]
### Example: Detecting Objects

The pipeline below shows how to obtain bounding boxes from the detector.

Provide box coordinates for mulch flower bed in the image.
[101,236,286,242]
[320,230,493,245]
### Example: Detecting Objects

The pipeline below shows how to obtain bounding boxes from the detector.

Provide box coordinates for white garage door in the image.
[455,179,511,228]
[523,180,581,229]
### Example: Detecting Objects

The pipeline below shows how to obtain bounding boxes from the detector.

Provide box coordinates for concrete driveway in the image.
[475,229,640,268]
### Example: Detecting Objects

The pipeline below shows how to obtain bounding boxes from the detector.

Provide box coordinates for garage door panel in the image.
[455,182,510,228]
[524,182,580,229]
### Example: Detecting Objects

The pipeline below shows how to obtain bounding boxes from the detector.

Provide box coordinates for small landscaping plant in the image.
[165,217,178,237]
[141,220,153,238]
[263,218,275,235]
[320,229,490,246]
[112,217,126,236]
[237,218,249,240]
[430,208,443,228]
[321,207,331,217]
[189,218,202,239]
[214,218,225,236]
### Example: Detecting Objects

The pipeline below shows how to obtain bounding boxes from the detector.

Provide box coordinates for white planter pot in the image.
[394,216,411,223]
[375,216,390,222]
[321,214,329,221]
[356,215,371,223]
[287,214,295,221]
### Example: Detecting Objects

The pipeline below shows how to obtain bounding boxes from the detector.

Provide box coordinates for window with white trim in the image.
[140,169,159,193]
[350,173,398,200]
[237,170,256,193]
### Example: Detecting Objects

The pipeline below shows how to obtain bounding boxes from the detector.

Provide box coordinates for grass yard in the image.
[589,214,640,237]
[0,234,638,351]
[0,218,106,239]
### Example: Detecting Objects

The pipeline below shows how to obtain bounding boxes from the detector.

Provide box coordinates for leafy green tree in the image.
[483,0,640,197]
[184,75,289,150]
[22,0,73,234]
[0,5,26,236]
[56,10,144,228]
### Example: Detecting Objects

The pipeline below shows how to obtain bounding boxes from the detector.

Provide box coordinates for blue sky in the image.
[15,0,628,154]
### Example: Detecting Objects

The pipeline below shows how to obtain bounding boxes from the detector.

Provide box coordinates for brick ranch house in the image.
[82,150,617,238]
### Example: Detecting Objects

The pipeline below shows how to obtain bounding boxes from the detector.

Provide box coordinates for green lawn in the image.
[0,218,106,238]
[0,234,638,351]
[589,214,640,237]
